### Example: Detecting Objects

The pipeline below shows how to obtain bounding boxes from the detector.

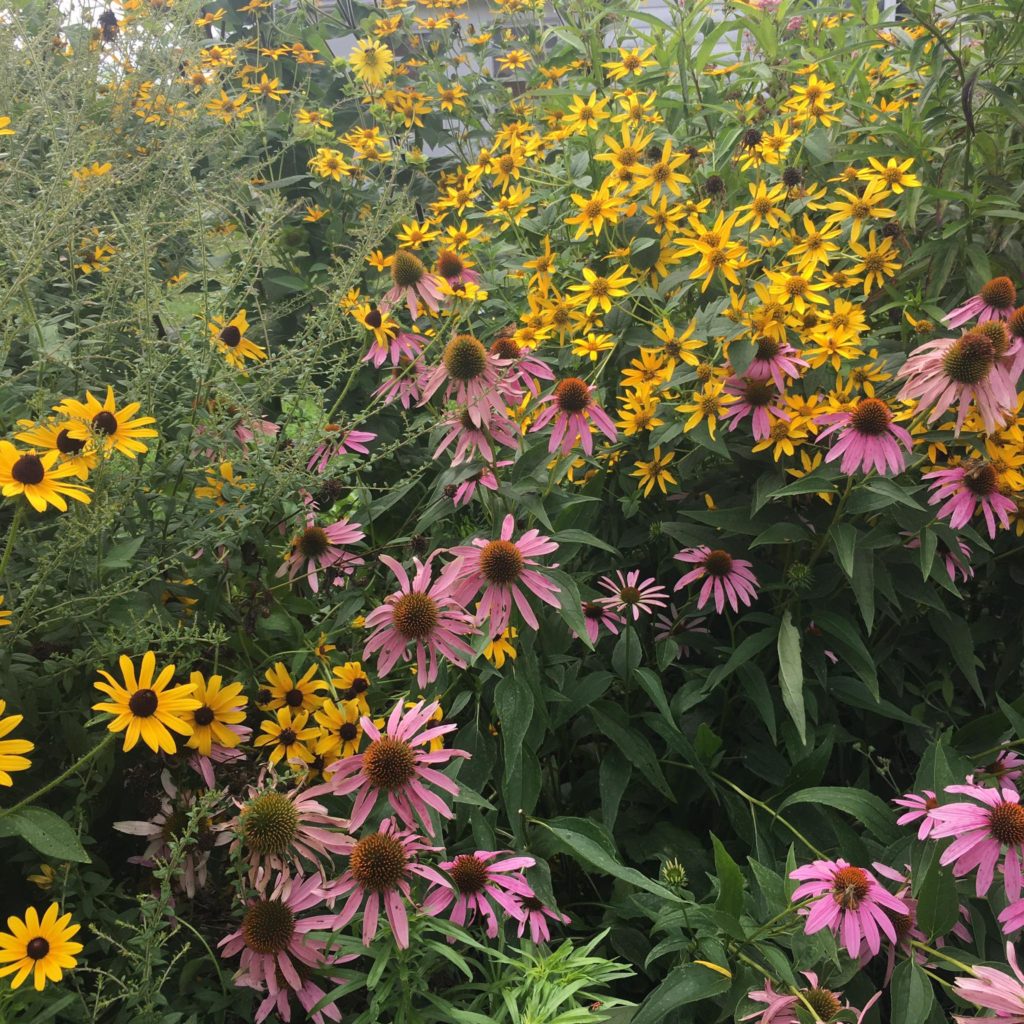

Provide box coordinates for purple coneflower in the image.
[653,607,708,657]
[362,555,477,685]
[597,569,669,621]
[903,533,974,583]
[307,426,377,473]
[741,972,881,1024]
[436,248,480,288]
[255,966,350,1024]
[944,276,1017,329]
[514,893,570,943]
[529,377,617,456]
[674,546,759,614]
[451,463,506,507]
[434,408,520,465]
[744,337,809,391]
[789,858,909,958]
[816,397,913,475]
[188,726,250,788]
[577,601,624,644]
[276,511,365,594]
[326,699,466,835]
[441,514,560,638]
[980,751,1024,785]
[924,462,1015,538]
[373,357,426,409]
[490,331,556,398]
[893,790,940,839]
[722,376,786,441]
[420,334,511,428]
[234,416,279,448]
[383,249,445,319]
[952,941,1024,1022]
[422,850,536,937]
[328,817,447,948]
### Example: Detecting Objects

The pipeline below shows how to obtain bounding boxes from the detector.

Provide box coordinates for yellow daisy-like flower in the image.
[314,699,363,760]
[0,116,14,136]
[565,186,625,240]
[194,461,250,506]
[861,156,920,194]
[296,109,333,129]
[631,446,677,496]
[263,662,327,714]
[330,661,371,715]
[26,865,57,891]
[14,418,97,479]
[303,203,328,223]
[568,265,636,315]
[0,904,83,991]
[208,309,267,369]
[572,332,615,361]
[254,707,319,766]
[0,443,92,513]
[348,39,394,86]
[0,595,10,628]
[0,699,34,786]
[308,147,354,182]
[183,672,248,757]
[676,379,737,440]
[602,45,657,81]
[483,627,518,669]
[92,652,200,754]
[59,387,158,460]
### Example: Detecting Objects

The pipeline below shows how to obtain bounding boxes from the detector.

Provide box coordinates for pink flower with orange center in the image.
[673,546,759,614]
[816,397,913,475]
[529,377,617,455]
[944,276,1017,329]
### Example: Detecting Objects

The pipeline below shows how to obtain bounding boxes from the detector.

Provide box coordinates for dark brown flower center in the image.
[391,591,439,640]
[26,938,50,960]
[850,397,891,436]
[703,549,733,576]
[350,831,408,890]
[831,865,871,910]
[219,324,242,347]
[241,792,300,854]
[989,801,1024,846]
[436,249,465,278]
[365,307,383,329]
[965,463,998,497]
[449,854,489,894]
[802,986,841,1021]
[741,378,775,406]
[976,320,1011,356]
[754,338,781,359]
[284,689,305,708]
[490,336,520,360]
[479,539,524,585]
[339,722,359,741]
[554,377,591,413]
[11,454,45,485]
[942,331,995,384]
[277,728,297,746]
[193,706,215,726]
[242,899,295,954]
[392,249,426,288]
[363,737,415,791]
[619,585,642,605]
[583,601,605,620]
[92,411,118,435]
[443,334,488,381]
[1009,307,1024,339]
[128,688,159,717]
[980,276,1016,309]
[56,429,86,454]
[298,527,330,558]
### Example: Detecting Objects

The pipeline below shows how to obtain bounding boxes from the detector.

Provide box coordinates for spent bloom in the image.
[674,547,759,614]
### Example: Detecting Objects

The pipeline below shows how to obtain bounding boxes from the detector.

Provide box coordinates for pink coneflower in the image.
[980,751,1024,785]
[225,779,350,883]
[420,334,511,428]
[441,514,560,638]
[893,790,940,839]
[422,850,536,937]
[745,338,809,391]
[434,408,520,465]
[373,357,425,409]
[325,699,466,834]
[741,972,880,1024]
[952,941,1024,1023]
[597,570,670,621]
[436,248,480,288]
[362,554,476,684]
[276,511,365,594]
[218,872,338,991]
[307,426,377,473]
[363,324,425,368]
[328,817,447,948]
[188,724,250,788]
[490,331,556,398]
[255,967,350,1024]
[944,276,1017,329]
[790,858,909,958]
[234,415,279,448]
[383,249,445,319]
[451,464,506,507]
[577,600,624,644]
[653,607,708,657]
[114,770,223,898]
[816,398,913,475]
[722,376,786,441]
[529,377,617,456]
[924,463,1015,538]
[897,329,1017,433]
[514,893,570,943]
[674,546,759,614]
[929,782,1024,900]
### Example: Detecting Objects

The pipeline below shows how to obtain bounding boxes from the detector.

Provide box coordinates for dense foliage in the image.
[3,0,1024,1020]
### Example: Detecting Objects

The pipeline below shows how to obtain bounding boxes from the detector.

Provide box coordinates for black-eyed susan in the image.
[330,661,371,715]
[0,904,82,991]
[92,652,200,754]
[0,699,33,786]
[59,387,157,459]
[602,45,657,81]
[565,186,625,240]
[348,39,394,86]
[14,418,96,479]
[0,595,10,628]
[483,627,517,669]
[263,662,328,714]
[314,699,363,760]
[631,446,678,496]
[308,147,354,181]
[183,672,248,757]
[208,309,267,369]
[254,707,319,766]
[849,230,902,295]
[0,443,92,513]
[568,265,636,315]
[676,380,737,440]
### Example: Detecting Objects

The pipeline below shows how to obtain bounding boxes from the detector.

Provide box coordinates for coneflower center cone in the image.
[392,250,426,288]
[391,592,439,640]
[803,987,841,1021]
[350,832,408,890]
[219,324,242,347]
[703,550,734,577]
[965,463,999,497]
[443,334,488,381]
[449,854,489,894]
[92,411,118,435]
[942,331,995,384]
[128,689,159,717]
[241,792,300,855]
[988,802,1024,846]
[242,898,295,954]
[980,276,1016,309]
[362,737,416,791]
[831,865,870,910]
[850,398,892,436]
[479,539,524,584]
[298,527,330,558]
[56,429,86,454]
[436,250,465,278]
[554,378,591,413]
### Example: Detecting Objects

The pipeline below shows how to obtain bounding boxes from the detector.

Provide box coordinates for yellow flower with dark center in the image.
[308,147,354,181]
[14,418,96,479]
[92,652,200,754]
[483,627,518,668]
[59,387,157,459]
[565,186,624,240]
[303,203,328,222]
[254,707,319,766]
[823,182,895,242]
[247,73,288,101]
[595,124,655,177]
[621,349,671,391]
[572,332,615,361]
[497,49,531,71]
[735,180,790,231]
[314,699,364,760]
[616,392,664,436]
[676,380,737,440]
[264,662,327,715]
[861,156,920,194]
[0,442,92,512]
[849,230,902,295]
[208,309,267,369]
[194,461,250,506]
[752,415,810,460]
[331,661,371,715]
[651,318,704,369]
[564,92,611,134]
[787,214,842,273]
[635,139,690,201]
[631,446,677,496]
[0,904,82,991]
[0,595,10,628]
[205,90,253,123]
[568,265,636,315]
[602,45,657,81]
[184,672,248,757]
[0,698,33,785]
[296,109,332,129]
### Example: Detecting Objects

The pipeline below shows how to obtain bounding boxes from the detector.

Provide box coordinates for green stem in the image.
[1,733,115,817]
[909,940,973,974]
[0,504,25,580]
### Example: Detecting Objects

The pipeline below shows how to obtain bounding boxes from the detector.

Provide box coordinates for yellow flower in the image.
[651,318,704,369]
[205,90,253,123]
[183,672,247,757]
[0,595,10,628]
[564,92,611,134]
[14,418,96,479]
[483,627,518,668]
[194,7,225,24]
[635,138,690,200]
[396,219,439,248]
[59,387,158,460]
[303,203,328,222]
[616,392,664,436]
[823,182,896,242]
[296,109,333,129]
[0,699,33,786]
[631,446,677,496]
[676,379,737,440]
[208,309,267,369]
[787,214,842,273]
[568,265,636,315]
[0,116,14,136]
[247,73,288,101]
[602,45,657,81]
[308,147,354,181]
[572,333,615,361]
[26,865,57,891]
[861,156,920,194]
[735,180,790,231]
[71,161,112,184]
[92,652,200,754]
[254,707,319,766]
[497,49,531,71]
[621,349,671,391]
[565,186,625,239]
[330,662,371,715]
[263,662,328,715]
[0,442,91,513]
[0,904,82,991]
[349,39,394,86]
[314,700,363,760]
[751,415,809,460]
[848,230,902,295]
[786,450,834,504]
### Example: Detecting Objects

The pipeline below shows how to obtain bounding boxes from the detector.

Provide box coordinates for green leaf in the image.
[100,536,145,571]
[634,667,677,731]
[831,523,857,579]
[815,611,878,699]
[914,852,959,939]
[546,569,593,649]
[612,627,642,681]
[778,787,898,844]
[552,529,620,555]
[632,964,731,1024]
[890,961,936,1024]
[495,674,533,781]
[931,612,981,699]
[591,705,675,801]
[711,834,744,918]
[0,807,90,863]
[777,611,806,744]
[707,628,776,688]
[600,748,631,833]
[851,551,875,634]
